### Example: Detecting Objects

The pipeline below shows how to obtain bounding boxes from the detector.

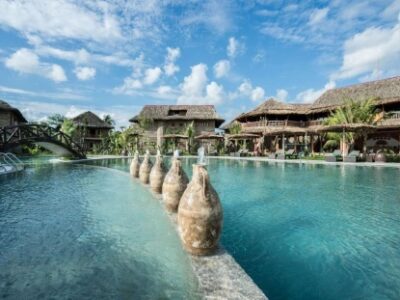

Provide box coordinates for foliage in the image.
[60,119,77,137]
[103,114,115,126]
[47,114,66,130]
[324,98,377,149]
[138,116,154,130]
[185,121,195,154]
[230,121,242,134]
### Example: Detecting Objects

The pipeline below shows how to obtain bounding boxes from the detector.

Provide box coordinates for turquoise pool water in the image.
[88,158,400,300]
[0,164,199,299]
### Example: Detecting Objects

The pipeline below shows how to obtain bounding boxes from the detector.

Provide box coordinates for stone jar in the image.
[162,158,189,212]
[149,155,166,193]
[178,164,223,256]
[139,153,152,184]
[130,153,140,178]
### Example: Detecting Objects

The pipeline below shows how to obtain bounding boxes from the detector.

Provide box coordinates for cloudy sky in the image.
[0,0,399,127]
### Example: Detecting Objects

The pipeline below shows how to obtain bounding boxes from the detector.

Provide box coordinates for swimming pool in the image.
[87,157,400,300]
[0,163,199,299]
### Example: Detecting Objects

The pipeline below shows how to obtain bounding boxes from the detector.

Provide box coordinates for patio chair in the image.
[325,149,342,162]
[343,150,360,163]
[285,149,298,159]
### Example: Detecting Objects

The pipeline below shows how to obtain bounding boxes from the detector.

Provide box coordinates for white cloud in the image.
[177,63,224,105]
[227,37,245,58]
[308,8,329,26]
[74,67,96,81]
[232,80,266,102]
[180,0,233,34]
[260,24,305,43]
[0,0,122,43]
[213,60,230,78]
[164,47,180,76]
[0,85,88,101]
[332,22,400,80]
[251,87,265,102]
[205,82,224,104]
[276,89,289,101]
[238,81,253,95]
[5,48,67,82]
[143,67,162,85]
[179,64,208,100]
[296,81,336,103]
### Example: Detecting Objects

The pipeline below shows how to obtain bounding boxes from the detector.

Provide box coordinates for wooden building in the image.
[0,100,27,127]
[129,105,224,152]
[228,76,400,154]
[71,111,113,152]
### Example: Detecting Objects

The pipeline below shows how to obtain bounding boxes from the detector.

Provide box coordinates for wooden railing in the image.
[0,123,86,158]
[241,119,325,128]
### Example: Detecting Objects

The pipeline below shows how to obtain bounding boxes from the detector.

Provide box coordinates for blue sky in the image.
[0,0,399,127]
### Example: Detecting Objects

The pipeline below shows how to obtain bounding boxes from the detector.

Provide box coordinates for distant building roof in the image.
[0,99,27,123]
[310,76,400,113]
[237,98,311,121]
[130,105,225,127]
[234,76,400,121]
[72,111,114,129]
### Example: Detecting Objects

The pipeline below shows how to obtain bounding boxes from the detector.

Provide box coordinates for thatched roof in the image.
[195,133,224,140]
[0,100,27,123]
[235,76,400,120]
[237,99,311,121]
[72,111,114,129]
[130,105,225,127]
[310,76,400,113]
[163,134,188,139]
[228,133,261,140]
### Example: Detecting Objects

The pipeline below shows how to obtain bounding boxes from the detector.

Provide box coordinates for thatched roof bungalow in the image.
[0,100,27,127]
[229,76,400,153]
[71,111,113,151]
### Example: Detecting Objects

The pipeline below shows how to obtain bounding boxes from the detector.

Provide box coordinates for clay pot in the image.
[139,153,152,184]
[178,164,223,256]
[149,155,166,193]
[130,152,140,177]
[162,158,189,212]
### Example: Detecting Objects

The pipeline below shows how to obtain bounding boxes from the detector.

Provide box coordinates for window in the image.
[168,109,187,116]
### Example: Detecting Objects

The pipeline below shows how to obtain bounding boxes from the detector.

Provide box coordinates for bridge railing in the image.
[0,123,86,158]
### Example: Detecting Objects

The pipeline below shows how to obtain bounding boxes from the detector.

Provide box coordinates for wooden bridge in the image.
[0,124,86,159]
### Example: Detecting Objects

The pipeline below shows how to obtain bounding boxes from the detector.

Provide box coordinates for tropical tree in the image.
[103,114,115,126]
[230,121,242,134]
[47,114,66,130]
[324,98,379,153]
[185,121,195,154]
[60,119,77,137]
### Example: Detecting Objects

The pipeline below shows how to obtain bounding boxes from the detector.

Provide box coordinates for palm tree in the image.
[324,98,379,153]
[103,114,115,126]
[185,121,195,154]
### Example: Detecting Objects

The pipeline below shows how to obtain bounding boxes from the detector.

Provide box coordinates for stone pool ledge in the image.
[150,191,268,300]
[80,155,400,169]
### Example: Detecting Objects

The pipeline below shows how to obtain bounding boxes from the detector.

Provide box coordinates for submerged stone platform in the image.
[155,193,268,300]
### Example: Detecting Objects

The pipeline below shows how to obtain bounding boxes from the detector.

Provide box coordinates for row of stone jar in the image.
[129,151,223,256]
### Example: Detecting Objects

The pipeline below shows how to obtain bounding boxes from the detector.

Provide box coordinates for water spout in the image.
[157,148,161,157]
[197,146,206,165]
[174,149,180,159]
[146,149,150,155]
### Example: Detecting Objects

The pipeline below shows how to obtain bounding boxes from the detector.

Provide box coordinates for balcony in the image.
[241,119,325,129]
